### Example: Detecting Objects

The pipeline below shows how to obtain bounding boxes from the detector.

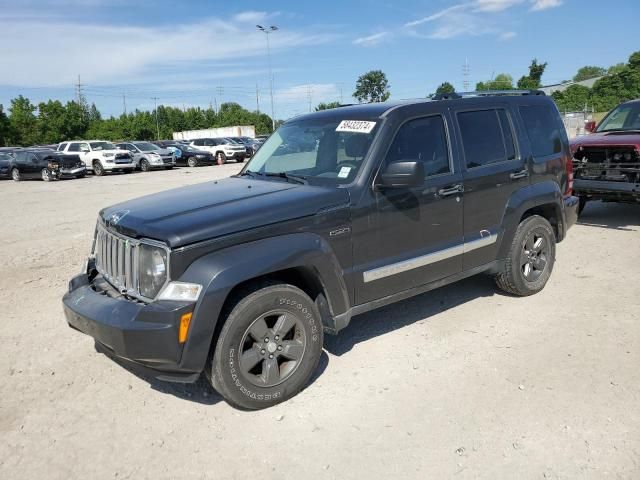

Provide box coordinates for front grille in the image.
[115,153,131,160]
[93,224,139,295]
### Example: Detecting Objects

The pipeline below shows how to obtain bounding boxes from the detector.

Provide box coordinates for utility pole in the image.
[257,24,278,131]
[151,97,160,140]
[338,82,344,104]
[122,93,127,115]
[307,84,312,112]
[256,84,260,114]
[462,58,470,91]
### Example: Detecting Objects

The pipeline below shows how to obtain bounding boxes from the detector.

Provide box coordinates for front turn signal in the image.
[179,312,193,344]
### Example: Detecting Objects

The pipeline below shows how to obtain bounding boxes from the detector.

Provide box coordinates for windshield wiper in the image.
[238,170,259,178]
[263,172,308,185]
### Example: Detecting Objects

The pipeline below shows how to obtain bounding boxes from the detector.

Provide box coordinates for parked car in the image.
[0,152,14,179]
[227,136,262,157]
[10,148,84,181]
[115,141,175,171]
[58,141,134,176]
[63,90,578,410]
[189,138,246,164]
[156,143,216,167]
[571,99,640,213]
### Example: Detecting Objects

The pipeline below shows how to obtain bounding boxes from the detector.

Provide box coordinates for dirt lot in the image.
[1,165,639,479]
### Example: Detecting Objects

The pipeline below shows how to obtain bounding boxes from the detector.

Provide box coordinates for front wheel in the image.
[216,152,226,165]
[93,161,105,176]
[187,157,198,168]
[495,215,556,296]
[11,168,21,182]
[140,159,151,172]
[41,168,52,182]
[208,282,324,410]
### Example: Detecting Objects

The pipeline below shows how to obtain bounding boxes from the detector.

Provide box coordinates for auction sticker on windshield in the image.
[336,120,376,134]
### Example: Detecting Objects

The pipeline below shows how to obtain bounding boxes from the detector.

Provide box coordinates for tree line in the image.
[0,97,274,147]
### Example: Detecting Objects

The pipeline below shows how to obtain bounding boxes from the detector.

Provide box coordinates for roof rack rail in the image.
[432,89,545,100]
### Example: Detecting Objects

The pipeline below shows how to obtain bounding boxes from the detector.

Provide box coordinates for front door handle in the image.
[437,184,464,197]
[510,169,529,180]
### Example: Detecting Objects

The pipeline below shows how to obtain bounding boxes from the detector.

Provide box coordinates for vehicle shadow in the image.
[96,342,330,406]
[324,275,497,356]
[577,201,639,231]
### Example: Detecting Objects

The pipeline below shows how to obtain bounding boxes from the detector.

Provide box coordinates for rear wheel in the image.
[495,215,556,296]
[208,282,323,410]
[216,152,226,165]
[187,157,198,168]
[11,168,21,182]
[93,161,105,176]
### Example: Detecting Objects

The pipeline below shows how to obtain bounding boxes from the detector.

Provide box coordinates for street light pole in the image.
[256,24,278,132]
[151,97,160,140]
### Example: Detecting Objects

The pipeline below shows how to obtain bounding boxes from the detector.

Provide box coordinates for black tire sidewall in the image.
[188,158,197,167]
[509,216,556,295]
[211,285,323,410]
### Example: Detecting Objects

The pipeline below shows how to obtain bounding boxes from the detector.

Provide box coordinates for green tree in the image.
[0,104,11,146]
[551,85,591,112]
[315,101,342,111]
[517,59,547,89]
[9,95,38,145]
[435,82,455,95]
[354,70,391,103]
[36,100,67,143]
[573,66,606,82]
[608,63,626,75]
[477,74,514,91]
[629,50,640,69]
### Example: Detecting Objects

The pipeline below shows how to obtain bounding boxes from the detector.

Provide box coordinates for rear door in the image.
[452,105,528,270]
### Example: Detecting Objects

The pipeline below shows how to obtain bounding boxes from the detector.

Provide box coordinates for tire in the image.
[216,152,226,165]
[208,282,324,410]
[11,168,21,182]
[123,170,133,174]
[495,215,556,297]
[578,196,587,216]
[75,174,85,179]
[140,159,151,172]
[41,168,52,182]
[187,157,198,168]
[93,161,105,176]
[165,166,173,170]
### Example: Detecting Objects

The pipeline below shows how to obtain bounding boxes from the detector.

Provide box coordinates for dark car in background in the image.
[0,151,15,179]
[571,99,640,213]
[154,142,216,167]
[10,148,84,181]
[227,136,262,157]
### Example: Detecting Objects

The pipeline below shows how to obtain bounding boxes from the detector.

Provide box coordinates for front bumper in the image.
[60,166,86,176]
[574,179,640,201]
[63,272,199,382]
[103,162,135,171]
[225,151,246,161]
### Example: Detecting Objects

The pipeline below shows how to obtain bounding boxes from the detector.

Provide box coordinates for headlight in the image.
[104,153,115,158]
[158,282,202,302]
[138,244,168,298]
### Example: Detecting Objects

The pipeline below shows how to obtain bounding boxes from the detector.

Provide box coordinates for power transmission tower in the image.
[338,82,344,104]
[76,75,83,104]
[216,86,224,107]
[151,97,160,140]
[462,59,470,91]
[122,93,127,115]
[256,84,260,114]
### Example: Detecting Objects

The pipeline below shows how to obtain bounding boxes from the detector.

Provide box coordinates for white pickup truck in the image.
[189,138,246,164]
[57,140,135,176]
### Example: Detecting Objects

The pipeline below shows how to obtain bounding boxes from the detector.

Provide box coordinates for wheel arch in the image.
[174,233,349,373]
[497,181,565,260]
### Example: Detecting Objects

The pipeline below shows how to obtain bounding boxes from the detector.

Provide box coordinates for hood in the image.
[571,132,640,149]
[100,177,350,248]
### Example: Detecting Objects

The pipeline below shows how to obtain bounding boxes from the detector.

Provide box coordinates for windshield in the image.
[90,141,117,151]
[244,117,379,185]
[597,103,640,132]
[0,153,11,161]
[136,142,160,151]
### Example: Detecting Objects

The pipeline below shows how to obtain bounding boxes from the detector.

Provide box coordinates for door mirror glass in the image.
[378,161,424,189]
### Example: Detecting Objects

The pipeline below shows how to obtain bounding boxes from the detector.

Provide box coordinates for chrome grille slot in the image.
[94,223,140,296]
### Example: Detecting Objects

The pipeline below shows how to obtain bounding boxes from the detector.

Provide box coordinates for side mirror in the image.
[584,121,597,133]
[378,161,424,189]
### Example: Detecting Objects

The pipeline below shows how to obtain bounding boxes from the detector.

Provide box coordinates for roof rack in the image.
[432,89,545,101]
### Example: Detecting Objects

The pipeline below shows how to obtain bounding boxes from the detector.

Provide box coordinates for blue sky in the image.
[0,0,638,119]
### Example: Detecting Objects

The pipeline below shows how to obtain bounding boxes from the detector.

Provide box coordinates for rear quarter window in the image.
[457,109,516,168]
[519,104,563,157]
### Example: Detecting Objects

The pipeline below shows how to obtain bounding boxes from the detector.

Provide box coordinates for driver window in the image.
[385,115,451,177]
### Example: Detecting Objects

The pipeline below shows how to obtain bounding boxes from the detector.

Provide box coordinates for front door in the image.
[452,106,529,270]
[353,113,464,304]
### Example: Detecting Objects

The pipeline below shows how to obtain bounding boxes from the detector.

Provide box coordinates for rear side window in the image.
[519,105,563,157]
[58,143,67,151]
[385,115,451,177]
[67,143,80,152]
[458,109,516,168]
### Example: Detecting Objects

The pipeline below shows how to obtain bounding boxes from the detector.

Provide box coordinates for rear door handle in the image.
[437,184,464,197]
[510,169,529,180]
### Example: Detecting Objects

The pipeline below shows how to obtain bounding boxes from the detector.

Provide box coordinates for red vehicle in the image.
[571,99,640,213]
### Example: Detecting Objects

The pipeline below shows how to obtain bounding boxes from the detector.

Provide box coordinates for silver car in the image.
[116,141,176,172]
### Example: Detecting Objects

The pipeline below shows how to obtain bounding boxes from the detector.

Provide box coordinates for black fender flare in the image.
[497,181,565,259]
[175,233,349,373]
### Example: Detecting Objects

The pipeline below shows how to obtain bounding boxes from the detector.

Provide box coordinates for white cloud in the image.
[404,4,466,27]
[274,83,340,105]
[0,16,335,87]
[233,11,270,23]
[474,0,523,12]
[530,0,562,11]
[499,31,517,40]
[353,32,389,47]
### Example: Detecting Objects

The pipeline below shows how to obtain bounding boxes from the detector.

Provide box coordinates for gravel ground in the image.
[0,165,638,479]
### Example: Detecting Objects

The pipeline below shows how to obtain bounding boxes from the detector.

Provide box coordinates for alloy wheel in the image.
[521,231,548,281]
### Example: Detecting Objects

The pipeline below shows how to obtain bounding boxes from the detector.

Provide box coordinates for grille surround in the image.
[92,222,170,302]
